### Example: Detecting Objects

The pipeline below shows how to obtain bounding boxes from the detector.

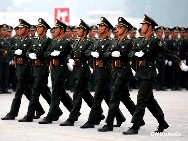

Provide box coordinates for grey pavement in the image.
[0,89,188,141]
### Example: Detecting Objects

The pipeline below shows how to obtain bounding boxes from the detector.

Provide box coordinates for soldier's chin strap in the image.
[101,26,107,35]
[119,27,127,36]
[56,27,62,37]
[20,27,27,36]
[143,24,150,34]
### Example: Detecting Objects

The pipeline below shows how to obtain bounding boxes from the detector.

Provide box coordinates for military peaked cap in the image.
[116,17,133,29]
[140,14,158,27]
[37,18,51,29]
[54,19,67,31]
[0,24,9,30]
[171,26,180,32]
[90,25,98,31]
[18,19,31,28]
[155,26,164,32]
[97,17,113,29]
[129,27,137,33]
[78,19,91,31]
[164,27,171,32]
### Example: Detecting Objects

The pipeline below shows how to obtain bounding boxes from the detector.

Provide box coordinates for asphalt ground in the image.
[0,89,188,141]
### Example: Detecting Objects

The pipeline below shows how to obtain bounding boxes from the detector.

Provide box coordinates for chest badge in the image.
[159,41,163,46]
[39,44,41,46]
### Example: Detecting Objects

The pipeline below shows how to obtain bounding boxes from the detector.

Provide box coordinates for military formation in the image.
[0,14,188,135]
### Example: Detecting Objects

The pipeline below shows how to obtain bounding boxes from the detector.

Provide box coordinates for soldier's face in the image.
[0,29,7,37]
[37,26,44,35]
[156,31,163,38]
[164,32,171,38]
[129,32,136,38]
[7,31,12,37]
[54,27,61,36]
[98,25,107,36]
[116,26,126,35]
[30,30,36,36]
[19,27,27,35]
[172,31,179,38]
[141,23,151,34]
[77,28,84,37]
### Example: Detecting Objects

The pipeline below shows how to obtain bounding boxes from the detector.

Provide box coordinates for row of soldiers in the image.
[1,15,188,135]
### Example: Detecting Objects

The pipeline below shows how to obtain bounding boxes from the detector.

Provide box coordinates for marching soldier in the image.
[39,19,73,124]
[18,18,62,122]
[80,17,125,129]
[123,14,188,135]
[98,17,141,132]
[1,19,44,120]
[88,25,98,92]
[60,19,96,126]
[129,27,139,89]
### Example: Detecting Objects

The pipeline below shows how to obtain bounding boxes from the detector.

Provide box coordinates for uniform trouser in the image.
[88,78,125,124]
[131,79,165,126]
[89,73,96,91]
[105,75,136,125]
[0,63,9,91]
[68,77,94,121]
[170,63,181,89]
[9,74,44,117]
[156,62,166,89]
[46,75,73,120]
[9,64,17,90]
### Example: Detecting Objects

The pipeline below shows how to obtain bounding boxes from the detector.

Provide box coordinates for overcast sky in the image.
[0,0,188,27]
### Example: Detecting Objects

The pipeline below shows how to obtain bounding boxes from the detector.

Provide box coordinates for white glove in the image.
[165,60,168,65]
[180,62,188,72]
[182,60,186,64]
[131,68,136,76]
[89,66,93,74]
[168,61,172,66]
[51,50,60,56]
[14,49,22,55]
[67,63,73,71]
[68,59,75,66]
[156,68,159,74]
[29,53,37,59]
[111,51,121,57]
[11,60,15,65]
[9,61,12,65]
[91,51,99,58]
[134,50,144,57]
